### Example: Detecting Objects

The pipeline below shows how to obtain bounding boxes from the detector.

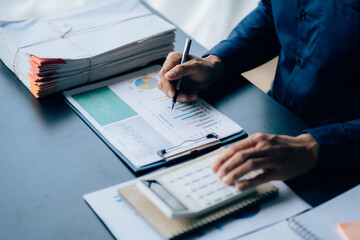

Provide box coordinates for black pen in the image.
[171,38,192,110]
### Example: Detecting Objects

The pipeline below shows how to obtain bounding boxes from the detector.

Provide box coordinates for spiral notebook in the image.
[241,185,360,240]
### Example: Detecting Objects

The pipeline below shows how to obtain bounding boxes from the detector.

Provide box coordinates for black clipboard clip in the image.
[157,133,220,161]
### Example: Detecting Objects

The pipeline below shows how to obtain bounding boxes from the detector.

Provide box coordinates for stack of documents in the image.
[0,0,175,98]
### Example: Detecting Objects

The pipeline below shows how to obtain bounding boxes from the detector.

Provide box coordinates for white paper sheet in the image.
[0,0,90,21]
[64,66,242,168]
[143,0,260,50]
[1,0,175,59]
[239,185,360,240]
[84,180,310,240]
[287,185,360,240]
[237,221,303,240]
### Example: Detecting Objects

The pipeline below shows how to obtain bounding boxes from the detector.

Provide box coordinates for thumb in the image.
[164,70,177,80]
[164,61,197,81]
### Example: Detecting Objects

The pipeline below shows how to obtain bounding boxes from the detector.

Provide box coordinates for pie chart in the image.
[135,77,157,90]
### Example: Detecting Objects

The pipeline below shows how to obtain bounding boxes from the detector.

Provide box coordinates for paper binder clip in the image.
[157,133,220,159]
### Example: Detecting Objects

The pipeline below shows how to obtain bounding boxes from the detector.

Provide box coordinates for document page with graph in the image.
[64,65,244,170]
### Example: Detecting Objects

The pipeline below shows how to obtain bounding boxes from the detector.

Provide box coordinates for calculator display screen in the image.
[143,180,187,211]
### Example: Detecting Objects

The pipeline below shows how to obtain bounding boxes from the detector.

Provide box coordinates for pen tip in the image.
[171,102,175,110]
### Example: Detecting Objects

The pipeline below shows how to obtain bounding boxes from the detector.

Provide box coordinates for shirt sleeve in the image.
[204,0,280,77]
[305,118,360,167]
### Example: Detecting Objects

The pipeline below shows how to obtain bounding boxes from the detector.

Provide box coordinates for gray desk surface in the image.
[0,10,358,240]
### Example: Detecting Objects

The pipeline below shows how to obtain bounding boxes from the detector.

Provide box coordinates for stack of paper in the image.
[0,0,175,98]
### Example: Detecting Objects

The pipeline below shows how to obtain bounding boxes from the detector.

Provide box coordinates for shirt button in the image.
[300,11,307,21]
[296,57,302,66]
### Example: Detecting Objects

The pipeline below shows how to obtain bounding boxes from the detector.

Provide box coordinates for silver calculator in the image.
[136,155,256,218]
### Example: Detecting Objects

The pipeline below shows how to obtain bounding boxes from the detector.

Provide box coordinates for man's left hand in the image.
[212,133,319,190]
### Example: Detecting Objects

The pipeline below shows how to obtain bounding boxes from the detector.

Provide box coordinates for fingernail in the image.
[165,71,175,79]
[223,176,230,185]
[190,95,197,102]
[168,91,173,98]
[236,183,245,190]
[211,164,217,172]
[178,95,186,102]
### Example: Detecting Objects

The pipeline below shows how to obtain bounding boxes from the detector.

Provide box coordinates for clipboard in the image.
[64,65,247,175]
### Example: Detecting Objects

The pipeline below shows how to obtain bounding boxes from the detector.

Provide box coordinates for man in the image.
[158,0,360,191]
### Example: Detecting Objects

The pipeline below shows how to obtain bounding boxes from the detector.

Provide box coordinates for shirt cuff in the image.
[305,123,348,167]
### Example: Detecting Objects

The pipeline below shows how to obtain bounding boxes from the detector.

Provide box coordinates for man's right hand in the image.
[158,53,224,102]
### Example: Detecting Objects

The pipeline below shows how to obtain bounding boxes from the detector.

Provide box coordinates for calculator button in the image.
[157,156,252,210]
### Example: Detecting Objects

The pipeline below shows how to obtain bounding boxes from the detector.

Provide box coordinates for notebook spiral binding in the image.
[287,218,321,240]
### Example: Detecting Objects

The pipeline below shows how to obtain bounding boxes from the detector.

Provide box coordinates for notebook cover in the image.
[118,149,278,239]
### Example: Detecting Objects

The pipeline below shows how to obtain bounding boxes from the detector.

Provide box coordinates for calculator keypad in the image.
[158,156,248,210]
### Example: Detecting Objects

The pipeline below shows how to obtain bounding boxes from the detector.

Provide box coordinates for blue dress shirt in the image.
[206,0,360,166]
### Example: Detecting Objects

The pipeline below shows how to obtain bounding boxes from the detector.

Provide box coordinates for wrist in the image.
[204,55,224,83]
[296,133,319,167]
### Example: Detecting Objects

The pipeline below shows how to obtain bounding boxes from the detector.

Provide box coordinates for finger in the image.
[158,71,176,98]
[159,53,181,83]
[217,147,266,180]
[189,94,198,102]
[158,52,183,97]
[212,138,258,172]
[157,76,175,98]
[163,77,176,98]
[164,59,201,99]
[235,170,275,191]
[157,80,172,99]
[164,59,201,81]
[213,133,271,171]
[175,93,188,102]
[219,152,269,182]
[157,80,164,92]
[163,52,183,73]
[176,93,198,103]
[222,158,271,185]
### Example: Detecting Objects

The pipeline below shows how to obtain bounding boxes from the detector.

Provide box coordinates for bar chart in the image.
[141,95,227,140]
[171,102,218,130]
